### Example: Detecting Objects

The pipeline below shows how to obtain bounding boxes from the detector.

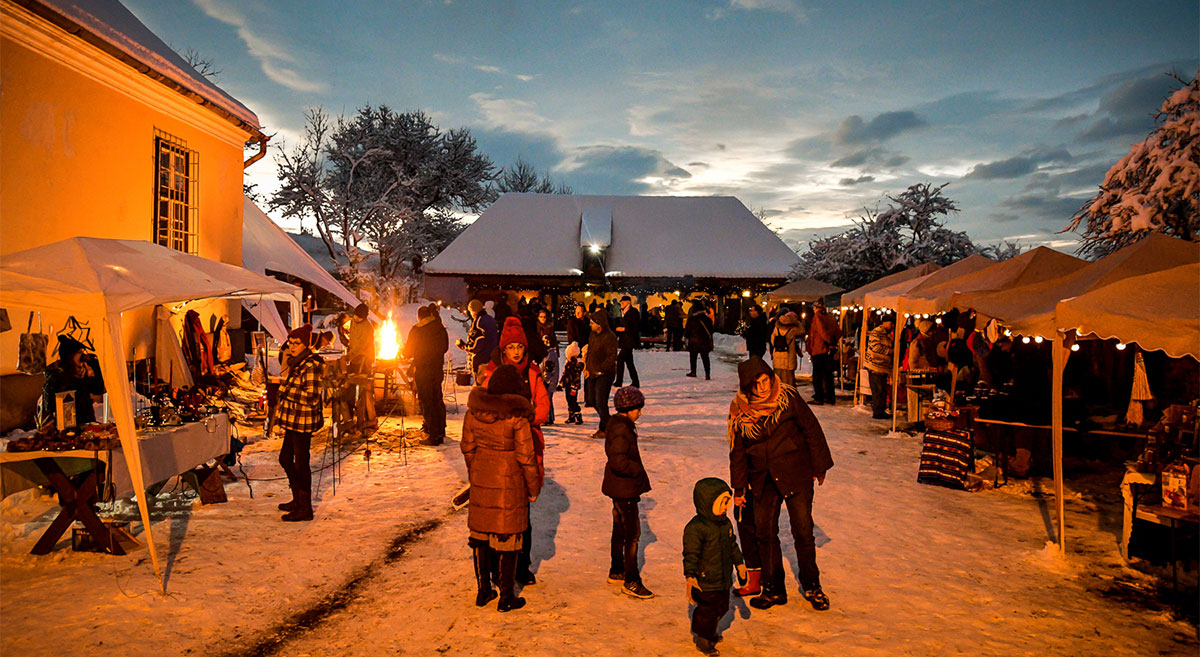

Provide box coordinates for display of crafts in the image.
[6,423,120,452]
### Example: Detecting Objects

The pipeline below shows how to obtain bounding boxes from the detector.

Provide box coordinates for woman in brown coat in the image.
[461,364,542,612]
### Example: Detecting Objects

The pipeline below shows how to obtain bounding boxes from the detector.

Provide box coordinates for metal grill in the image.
[154,131,199,255]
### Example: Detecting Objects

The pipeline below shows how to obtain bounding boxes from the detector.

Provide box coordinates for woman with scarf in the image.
[480,317,550,586]
[728,356,834,611]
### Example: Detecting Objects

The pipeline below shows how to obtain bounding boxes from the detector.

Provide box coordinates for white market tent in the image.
[242,196,365,341]
[0,237,300,588]
[762,278,843,305]
[841,262,941,308]
[860,255,996,426]
[426,193,800,282]
[1055,263,1200,361]
[946,234,1199,552]
[897,247,1087,317]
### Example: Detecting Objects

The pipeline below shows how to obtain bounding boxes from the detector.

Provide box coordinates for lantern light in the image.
[584,291,592,297]
[742,290,751,297]
[589,244,601,254]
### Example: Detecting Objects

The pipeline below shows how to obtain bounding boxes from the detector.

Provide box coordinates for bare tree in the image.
[494,157,572,194]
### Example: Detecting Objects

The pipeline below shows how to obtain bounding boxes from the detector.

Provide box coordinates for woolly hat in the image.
[468,299,483,314]
[916,319,934,336]
[57,334,86,359]
[565,342,581,360]
[589,309,609,327]
[288,324,313,345]
[499,316,527,349]
[487,364,524,396]
[613,386,645,413]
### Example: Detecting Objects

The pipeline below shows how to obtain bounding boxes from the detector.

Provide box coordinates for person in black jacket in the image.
[728,356,834,612]
[664,300,684,352]
[603,386,654,599]
[584,310,618,437]
[567,303,590,349]
[686,301,714,380]
[613,295,641,388]
[741,303,769,359]
[404,305,449,445]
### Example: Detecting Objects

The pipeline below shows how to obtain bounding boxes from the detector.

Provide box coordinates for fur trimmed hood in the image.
[467,387,535,423]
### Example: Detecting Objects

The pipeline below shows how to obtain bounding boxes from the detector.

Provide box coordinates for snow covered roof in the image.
[426,194,800,281]
[763,278,843,304]
[962,233,1200,337]
[20,0,261,133]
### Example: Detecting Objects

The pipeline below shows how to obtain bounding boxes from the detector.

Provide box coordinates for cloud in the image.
[1001,193,1086,224]
[191,0,327,93]
[709,0,808,20]
[829,147,908,170]
[838,175,875,186]
[965,147,1074,180]
[559,145,691,195]
[470,93,553,133]
[472,128,564,172]
[1022,162,1110,196]
[1076,74,1176,142]
[473,65,503,74]
[832,111,926,145]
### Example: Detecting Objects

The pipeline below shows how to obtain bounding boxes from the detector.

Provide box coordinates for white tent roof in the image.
[243,197,362,310]
[961,233,1200,337]
[426,194,799,280]
[896,247,1086,316]
[26,0,260,130]
[1056,263,1200,360]
[841,263,941,307]
[863,255,995,310]
[763,278,843,304]
[0,237,299,316]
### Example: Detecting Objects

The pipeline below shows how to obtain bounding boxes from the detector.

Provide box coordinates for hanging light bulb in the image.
[1070,344,1080,352]
[1115,342,1126,350]
[935,318,942,324]
[1034,336,1044,344]
[1022,336,1031,344]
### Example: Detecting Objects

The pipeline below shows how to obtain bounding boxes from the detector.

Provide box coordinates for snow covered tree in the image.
[271,106,496,284]
[793,182,981,290]
[495,157,572,194]
[1067,71,1199,258]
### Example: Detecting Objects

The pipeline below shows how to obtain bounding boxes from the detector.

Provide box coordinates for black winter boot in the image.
[473,544,497,607]
[496,551,526,612]
[277,487,297,511]
[282,490,313,522]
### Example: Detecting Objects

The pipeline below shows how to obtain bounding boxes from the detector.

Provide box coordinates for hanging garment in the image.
[182,310,216,378]
[213,316,233,364]
[1125,351,1153,425]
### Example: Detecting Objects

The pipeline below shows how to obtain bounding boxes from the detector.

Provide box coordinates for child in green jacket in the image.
[683,477,747,656]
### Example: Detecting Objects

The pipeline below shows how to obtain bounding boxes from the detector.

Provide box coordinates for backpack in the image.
[772,329,790,352]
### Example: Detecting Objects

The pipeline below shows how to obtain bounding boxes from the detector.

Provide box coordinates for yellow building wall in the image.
[0,9,259,373]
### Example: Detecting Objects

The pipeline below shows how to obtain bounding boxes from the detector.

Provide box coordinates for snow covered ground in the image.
[2,349,1196,656]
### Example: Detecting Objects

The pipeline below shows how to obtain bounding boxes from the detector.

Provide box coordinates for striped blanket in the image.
[917,428,974,490]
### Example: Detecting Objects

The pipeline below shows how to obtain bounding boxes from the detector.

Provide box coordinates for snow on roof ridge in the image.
[21,0,261,132]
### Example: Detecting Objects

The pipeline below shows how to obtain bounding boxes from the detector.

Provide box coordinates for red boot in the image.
[734,568,761,597]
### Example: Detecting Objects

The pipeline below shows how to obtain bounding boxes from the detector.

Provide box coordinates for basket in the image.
[925,413,957,432]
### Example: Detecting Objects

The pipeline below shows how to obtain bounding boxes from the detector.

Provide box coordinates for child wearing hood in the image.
[558,342,585,425]
[683,477,746,655]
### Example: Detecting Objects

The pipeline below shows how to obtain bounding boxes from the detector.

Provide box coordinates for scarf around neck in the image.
[727,377,790,448]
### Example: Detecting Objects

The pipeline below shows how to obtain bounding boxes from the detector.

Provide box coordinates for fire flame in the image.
[377,311,401,360]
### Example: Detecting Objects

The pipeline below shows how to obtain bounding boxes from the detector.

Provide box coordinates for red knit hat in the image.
[288,324,313,345]
[499,316,527,349]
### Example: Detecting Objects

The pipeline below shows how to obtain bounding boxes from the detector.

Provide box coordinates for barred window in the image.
[154,131,198,254]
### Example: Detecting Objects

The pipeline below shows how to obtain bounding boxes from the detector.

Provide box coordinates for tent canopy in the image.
[863,255,995,311]
[0,237,299,316]
[763,278,843,304]
[896,247,1086,316]
[243,197,362,310]
[841,263,941,307]
[1056,262,1200,360]
[961,233,1200,337]
[427,194,799,280]
[0,237,301,589]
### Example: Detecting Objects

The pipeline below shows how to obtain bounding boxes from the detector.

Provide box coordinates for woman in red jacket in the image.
[479,317,550,585]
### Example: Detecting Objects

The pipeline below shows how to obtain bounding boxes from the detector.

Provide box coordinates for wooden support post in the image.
[891,314,903,433]
[1051,334,1068,552]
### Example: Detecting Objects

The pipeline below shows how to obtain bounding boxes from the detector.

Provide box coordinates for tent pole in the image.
[1051,334,1067,552]
[838,310,847,392]
[104,313,164,591]
[855,310,869,407]
[891,313,902,432]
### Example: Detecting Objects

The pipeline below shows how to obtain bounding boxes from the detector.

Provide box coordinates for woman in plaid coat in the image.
[275,324,323,522]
